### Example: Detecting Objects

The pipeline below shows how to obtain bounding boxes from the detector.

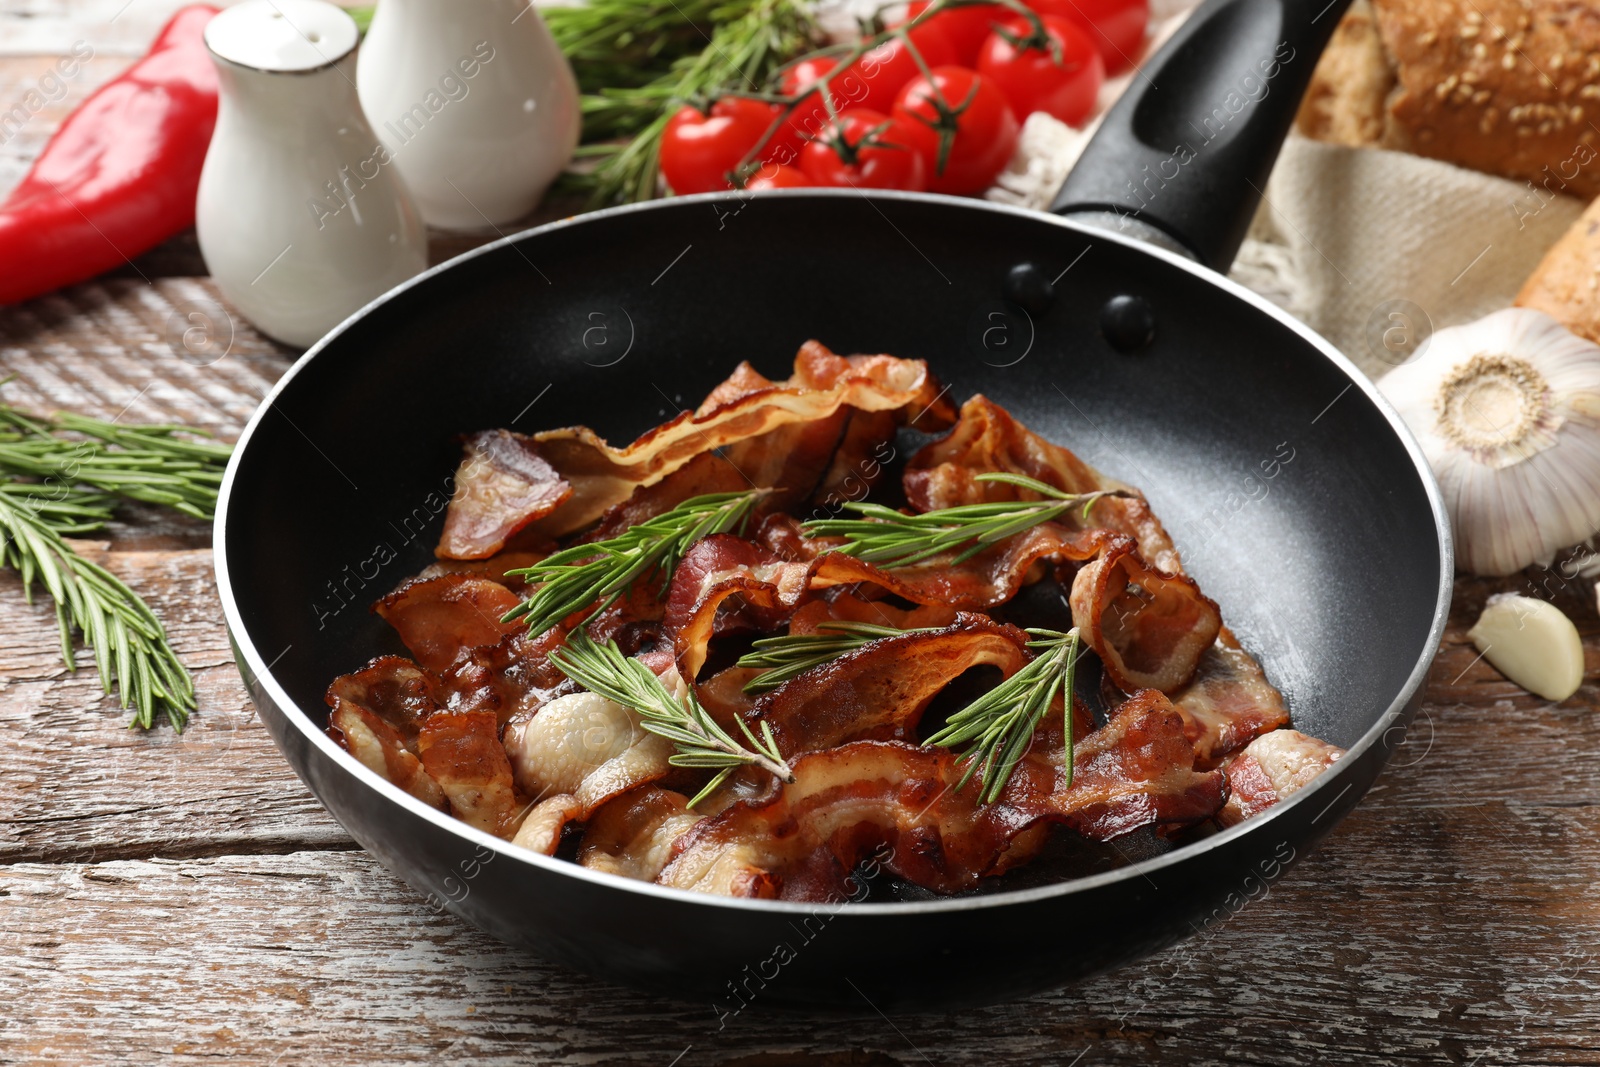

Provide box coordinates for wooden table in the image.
[4,5,1599,1064]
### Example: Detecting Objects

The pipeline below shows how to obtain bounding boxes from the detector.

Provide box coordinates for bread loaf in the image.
[1297,0,1600,201]
[1518,194,1600,342]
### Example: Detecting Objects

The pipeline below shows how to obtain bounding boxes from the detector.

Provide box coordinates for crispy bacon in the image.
[511,794,583,855]
[328,701,447,809]
[438,429,572,559]
[749,614,1032,757]
[1019,689,1229,840]
[657,691,1224,900]
[417,710,522,836]
[1173,635,1292,766]
[470,343,953,543]
[904,395,1183,573]
[502,690,674,818]
[418,550,547,592]
[1218,729,1344,827]
[374,573,526,674]
[806,524,1109,609]
[1069,538,1221,694]
[578,787,703,880]
[325,655,437,748]
[665,534,812,680]
[433,627,573,727]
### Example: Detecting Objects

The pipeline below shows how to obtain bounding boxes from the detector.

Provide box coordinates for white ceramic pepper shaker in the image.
[196,0,427,349]
[357,0,580,231]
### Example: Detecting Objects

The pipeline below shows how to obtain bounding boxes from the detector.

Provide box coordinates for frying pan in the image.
[215,0,1451,1011]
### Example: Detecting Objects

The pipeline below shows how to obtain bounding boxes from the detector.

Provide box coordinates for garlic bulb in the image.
[1378,308,1600,576]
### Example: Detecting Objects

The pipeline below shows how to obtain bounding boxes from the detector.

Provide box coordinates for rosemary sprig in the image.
[0,407,231,519]
[0,487,195,730]
[736,620,936,694]
[801,473,1120,568]
[549,630,794,806]
[0,396,232,731]
[926,628,1081,804]
[503,489,766,636]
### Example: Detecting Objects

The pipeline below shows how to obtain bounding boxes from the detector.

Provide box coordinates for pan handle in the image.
[1049,0,1355,271]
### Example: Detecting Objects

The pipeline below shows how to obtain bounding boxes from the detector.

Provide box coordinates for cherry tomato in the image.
[658,97,788,194]
[903,1,1007,66]
[977,15,1104,128]
[777,57,867,153]
[844,22,958,115]
[891,67,1019,195]
[745,163,812,189]
[1025,0,1148,73]
[799,109,927,191]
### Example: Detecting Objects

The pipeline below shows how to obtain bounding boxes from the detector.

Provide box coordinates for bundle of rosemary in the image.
[0,397,232,731]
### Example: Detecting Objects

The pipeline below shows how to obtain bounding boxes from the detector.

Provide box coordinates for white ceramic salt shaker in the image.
[196,0,427,349]
[357,0,580,231]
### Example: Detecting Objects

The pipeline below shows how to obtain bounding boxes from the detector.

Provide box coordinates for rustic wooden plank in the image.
[3,791,1598,1067]
[0,546,352,863]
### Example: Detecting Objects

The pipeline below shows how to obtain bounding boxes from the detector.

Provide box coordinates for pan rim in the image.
[214,187,1454,916]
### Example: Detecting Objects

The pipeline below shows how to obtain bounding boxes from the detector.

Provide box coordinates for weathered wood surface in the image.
[3,19,1600,1067]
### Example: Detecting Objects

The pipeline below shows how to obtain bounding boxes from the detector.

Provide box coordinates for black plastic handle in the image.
[1050,0,1355,271]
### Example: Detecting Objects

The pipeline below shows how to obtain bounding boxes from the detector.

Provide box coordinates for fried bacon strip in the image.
[328,701,446,810]
[511,793,583,855]
[578,787,703,880]
[438,429,572,559]
[1069,538,1221,694]
[658,691,1224,900]
[904,395,1183,574]
[665,534,813,680]
[416,710,523,836]
[374,573,526,674]
[1173,636,1292,766]
[434,626,573,727]
[326,657,447,809]
[749,614,1033,757]
[1217,729,1344,828]
[436,342,954,556]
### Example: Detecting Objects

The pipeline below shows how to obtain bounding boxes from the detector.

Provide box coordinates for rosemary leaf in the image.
[504,489,766,636]
[736,620,938,694]
[802,473,1121,569]
[0,489,195,730]
[549,630,794,806]
[926,628,1081,804]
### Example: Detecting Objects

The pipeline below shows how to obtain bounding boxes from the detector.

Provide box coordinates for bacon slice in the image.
[1022,689,1229,841]
[749,614,1033,757]
[1218,729,1344,827]
[502,690,674,818]
[1069,538,1221,694]
[904,395,1182,573]
[665,534,812,680]
[325,655,437,748]
[806,524,1110,609]
[657,691,1224,899]
[578,787,704,880]
[438,429,572,559]
[433,626,573,727]
[418,550,547,592]
[328,701,447,809]
[417,710,523,836]
[1173,635,1291,766]
[511,794,583,855]
[456,343,952,544]
[374,573,526,674]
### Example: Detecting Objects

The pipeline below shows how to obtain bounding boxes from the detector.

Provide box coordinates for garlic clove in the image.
[1466,593,1585,702]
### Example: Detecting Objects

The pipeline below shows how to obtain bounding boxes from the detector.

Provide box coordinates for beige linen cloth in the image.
[985,25,1586,381]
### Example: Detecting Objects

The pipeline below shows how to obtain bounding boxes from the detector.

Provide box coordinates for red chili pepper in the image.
[0,5,219,305]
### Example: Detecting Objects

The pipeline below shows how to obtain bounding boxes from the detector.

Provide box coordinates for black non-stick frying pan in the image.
[215,0,1451,1012]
